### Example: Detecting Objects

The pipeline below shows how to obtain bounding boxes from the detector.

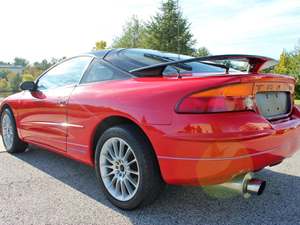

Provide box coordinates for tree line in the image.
[0,57,65,92]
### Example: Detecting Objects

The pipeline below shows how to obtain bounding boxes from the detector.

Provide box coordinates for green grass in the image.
[295,100,300,105]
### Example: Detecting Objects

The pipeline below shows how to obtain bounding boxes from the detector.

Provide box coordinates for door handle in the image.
[57,98,68,105]
[32,99,44,102]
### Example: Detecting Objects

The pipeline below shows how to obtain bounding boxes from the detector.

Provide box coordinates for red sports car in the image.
[1,48,300,209]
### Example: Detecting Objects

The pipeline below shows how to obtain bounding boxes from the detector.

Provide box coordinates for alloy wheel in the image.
[99,137,140,201]
[1,113,14,149]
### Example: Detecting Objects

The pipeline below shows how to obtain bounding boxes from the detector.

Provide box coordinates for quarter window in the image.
[37,56,92,90]
[81,60,128,84]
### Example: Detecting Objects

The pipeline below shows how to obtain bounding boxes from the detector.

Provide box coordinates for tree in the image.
[269,40,300,98]
[0,78,9,90]
[93,40,107,50]
[192,47,210,57]
[50,57,65,65]
[22,73,34,82]
[273,50,288,74]
[0,69,9,79]
[33,59,53,71]
[288,42,300,99]
[0,61,9,65]
[14,57,29,67]
[7,72,22,91]
[112,15,146,48]
[23,65,43,79]
[287,41,300,77]
[144,0,196,54]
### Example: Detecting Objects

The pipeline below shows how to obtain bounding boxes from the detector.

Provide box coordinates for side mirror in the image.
[20,81,36,91]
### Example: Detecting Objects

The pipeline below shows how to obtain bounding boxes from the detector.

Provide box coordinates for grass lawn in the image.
[295,100,300,105]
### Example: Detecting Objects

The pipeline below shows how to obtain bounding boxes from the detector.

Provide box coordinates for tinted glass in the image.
[37,56,92,90]
[81,60,128,84]
[109,49,226,75]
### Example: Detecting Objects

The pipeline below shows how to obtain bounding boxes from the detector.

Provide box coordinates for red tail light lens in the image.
[176,83,255,113]
[176,96,253,113]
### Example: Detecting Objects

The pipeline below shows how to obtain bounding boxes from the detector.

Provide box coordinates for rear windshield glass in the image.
[118,49,227,75]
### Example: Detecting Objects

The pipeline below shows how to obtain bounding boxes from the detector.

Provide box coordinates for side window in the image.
[37,56,92,90]
[80,60,128,84]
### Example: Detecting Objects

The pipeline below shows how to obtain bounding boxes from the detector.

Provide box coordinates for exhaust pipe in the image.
[217,173,266,198]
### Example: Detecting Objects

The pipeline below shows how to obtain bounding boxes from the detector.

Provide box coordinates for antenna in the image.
[177,0,180,60]
[176,0,182,79]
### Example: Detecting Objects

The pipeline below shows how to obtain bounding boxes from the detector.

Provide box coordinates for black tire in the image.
[1,108,27,153]
[95,124,165,210]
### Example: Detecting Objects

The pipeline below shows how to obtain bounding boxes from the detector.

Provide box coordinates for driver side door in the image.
[18,56,92,152]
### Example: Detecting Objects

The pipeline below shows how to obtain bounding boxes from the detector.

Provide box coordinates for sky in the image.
[0,0,300,63]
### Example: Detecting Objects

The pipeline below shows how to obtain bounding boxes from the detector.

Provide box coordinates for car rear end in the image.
[104,49,300,188]
[153,73,300,186]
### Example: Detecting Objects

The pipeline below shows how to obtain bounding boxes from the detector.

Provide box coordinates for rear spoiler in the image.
[129,54,278,77]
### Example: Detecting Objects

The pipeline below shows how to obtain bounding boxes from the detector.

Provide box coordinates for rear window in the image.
[118,49,227,75]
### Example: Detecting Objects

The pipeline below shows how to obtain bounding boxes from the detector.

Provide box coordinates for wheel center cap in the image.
[119,164,125,172]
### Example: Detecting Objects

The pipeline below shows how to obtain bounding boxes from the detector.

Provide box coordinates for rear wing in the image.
[129,54,278,77]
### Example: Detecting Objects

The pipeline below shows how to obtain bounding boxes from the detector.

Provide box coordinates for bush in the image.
[22,74,34,82]
[295,84,300,99]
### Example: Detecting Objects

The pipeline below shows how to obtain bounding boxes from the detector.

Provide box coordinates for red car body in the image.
[1,49,300,187]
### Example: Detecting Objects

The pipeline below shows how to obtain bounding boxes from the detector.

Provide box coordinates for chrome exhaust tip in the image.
[217,173,266,198]
[246,178,266,196]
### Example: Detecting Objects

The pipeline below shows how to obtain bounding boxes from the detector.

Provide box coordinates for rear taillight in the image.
[176,83,255,113]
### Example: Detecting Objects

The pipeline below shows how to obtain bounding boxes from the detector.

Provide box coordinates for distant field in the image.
[296,100,300,105]
[0,91,13,99]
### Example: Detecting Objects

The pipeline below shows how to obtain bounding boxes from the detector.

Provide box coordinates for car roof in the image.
[87,49,124,59]
[86,49,111,58]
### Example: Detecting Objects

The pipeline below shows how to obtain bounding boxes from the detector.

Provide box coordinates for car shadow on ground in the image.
[13,146,300,225]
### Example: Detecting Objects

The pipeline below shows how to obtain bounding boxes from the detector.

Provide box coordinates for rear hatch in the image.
[111,50,295,120]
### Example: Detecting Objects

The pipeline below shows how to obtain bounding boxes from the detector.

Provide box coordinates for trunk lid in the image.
[175,73,295,120]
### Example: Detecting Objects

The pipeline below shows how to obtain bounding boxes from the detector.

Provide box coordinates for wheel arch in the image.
[90,115,161,173]
[0,103,12,114]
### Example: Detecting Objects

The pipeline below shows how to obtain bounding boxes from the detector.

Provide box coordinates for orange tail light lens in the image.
[176,83,255,113]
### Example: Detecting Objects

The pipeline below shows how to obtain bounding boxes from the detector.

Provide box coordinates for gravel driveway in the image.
[0,139,300,225]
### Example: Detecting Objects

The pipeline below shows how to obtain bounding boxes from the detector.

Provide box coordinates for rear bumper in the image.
[150,107,300,186]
